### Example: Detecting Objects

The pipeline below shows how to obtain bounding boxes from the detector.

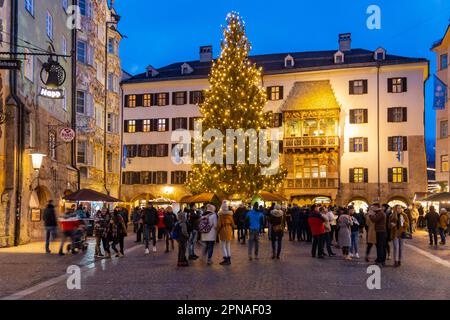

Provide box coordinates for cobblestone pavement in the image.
[1,231,449,300]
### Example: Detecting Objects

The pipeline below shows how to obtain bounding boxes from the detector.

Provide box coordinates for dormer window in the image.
[146,65,159,77]
[374,47,386,61]
[181,62,193,75]
[284,54,294,68]
[334,51,344,64]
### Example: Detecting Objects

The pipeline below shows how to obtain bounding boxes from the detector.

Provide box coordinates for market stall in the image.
[62,189,124,235]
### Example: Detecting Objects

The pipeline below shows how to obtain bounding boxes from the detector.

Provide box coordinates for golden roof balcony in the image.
[284,136,339,151]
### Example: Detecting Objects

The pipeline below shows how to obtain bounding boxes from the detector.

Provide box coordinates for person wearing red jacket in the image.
[308,204,326,258]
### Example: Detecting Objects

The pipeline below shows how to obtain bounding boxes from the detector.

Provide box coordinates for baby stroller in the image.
[61,218,89,254]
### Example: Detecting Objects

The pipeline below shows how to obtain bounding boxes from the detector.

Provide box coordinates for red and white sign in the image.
[59,128,75,142]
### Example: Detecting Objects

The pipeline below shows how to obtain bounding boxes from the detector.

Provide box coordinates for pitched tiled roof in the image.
[122,48,427,84]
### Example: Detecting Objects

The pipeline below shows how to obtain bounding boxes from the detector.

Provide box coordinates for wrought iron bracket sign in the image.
[0,59,21,70]
[39,87,64,99]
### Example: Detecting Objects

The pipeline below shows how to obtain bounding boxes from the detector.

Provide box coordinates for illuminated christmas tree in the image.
[186,12,287,201]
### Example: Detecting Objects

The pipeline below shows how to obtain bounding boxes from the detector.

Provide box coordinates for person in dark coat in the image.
[106,210,127,257]
[131,207,141,241]
[291,204,301,241]
[163,206,177,253]
[43,200,57,253]
[425,206,440,246]
[369,203,387,266]
[234,204,248,244]
[94,208,110,258]
[143,203,158,254]
[286,204,294,241]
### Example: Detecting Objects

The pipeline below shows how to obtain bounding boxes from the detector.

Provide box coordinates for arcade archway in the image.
[347,198,369,212]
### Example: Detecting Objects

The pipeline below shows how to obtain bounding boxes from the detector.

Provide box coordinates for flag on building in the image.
[433,75,448,110]
[122,145,127,168]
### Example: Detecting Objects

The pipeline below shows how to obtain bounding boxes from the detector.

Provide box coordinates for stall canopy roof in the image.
[63,189,123,202]
[180,193,218,203]
[424,192,450,202]
[258,191,288,202]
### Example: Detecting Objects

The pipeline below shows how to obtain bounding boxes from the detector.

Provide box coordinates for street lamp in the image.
[30,152,46,171]
[163,186,174,195]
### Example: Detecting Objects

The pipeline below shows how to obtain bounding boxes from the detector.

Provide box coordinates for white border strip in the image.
[405,243,450,269]
[1,244,142,300]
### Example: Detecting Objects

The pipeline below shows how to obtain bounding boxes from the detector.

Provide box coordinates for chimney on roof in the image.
[200,45,213,62]
[339,33,351,52]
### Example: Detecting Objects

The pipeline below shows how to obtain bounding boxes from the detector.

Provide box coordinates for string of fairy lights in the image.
[186,12,287,201]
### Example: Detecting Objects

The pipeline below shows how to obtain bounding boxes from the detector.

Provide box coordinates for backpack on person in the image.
[164,213,175,230]
[171,222,182,240]
[198,215,213,233]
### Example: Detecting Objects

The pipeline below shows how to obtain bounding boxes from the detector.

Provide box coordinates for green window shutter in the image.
[363,109,368,123]
[402,168,408,182]
[364,138,368,152]
[349,168,354,183]
[363,168,368,183]
[402,78,407,92]
[388,137,393,151]
[363,80,368,94]
[349,110,355,124]
[388,168,393,182]
[387,108,393,122]
[387,78,393,93]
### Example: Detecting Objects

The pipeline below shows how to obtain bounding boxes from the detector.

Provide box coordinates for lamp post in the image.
[30,152,46,171]
[29,152,46,191]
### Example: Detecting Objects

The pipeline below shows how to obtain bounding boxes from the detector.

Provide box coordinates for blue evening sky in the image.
[115,0,450,164]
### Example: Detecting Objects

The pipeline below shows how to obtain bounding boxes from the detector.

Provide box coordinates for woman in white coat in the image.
[200,204,218,265]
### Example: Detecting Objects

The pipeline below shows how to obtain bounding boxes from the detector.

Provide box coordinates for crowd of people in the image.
[42,199,450,268]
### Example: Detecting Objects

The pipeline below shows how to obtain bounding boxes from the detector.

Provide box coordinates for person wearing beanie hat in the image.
[268,204,285,259]
[200,203,218,265]
[217,201,235,265]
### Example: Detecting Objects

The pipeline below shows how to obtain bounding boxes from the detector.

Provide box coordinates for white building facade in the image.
[121,35,429,210]
[432,25,450,191]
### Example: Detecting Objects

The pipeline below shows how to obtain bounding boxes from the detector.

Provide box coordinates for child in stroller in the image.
[60,216,88,254]
[67,221,88,253]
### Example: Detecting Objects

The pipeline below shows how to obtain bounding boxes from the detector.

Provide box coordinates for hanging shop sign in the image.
[39,57,66,99]
[59,127,76,142]
[31,208,42,222]
[0,59,21,70]
[40,58,66,88]
[39,87,64,99]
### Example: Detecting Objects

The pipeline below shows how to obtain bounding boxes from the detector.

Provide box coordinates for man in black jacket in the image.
[235,204,248,244]
[43,200,57,253]
[143,203,158,254]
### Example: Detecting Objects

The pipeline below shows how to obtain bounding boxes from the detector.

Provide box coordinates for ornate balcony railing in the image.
[285,178,339,189]
[284,136,339,149]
